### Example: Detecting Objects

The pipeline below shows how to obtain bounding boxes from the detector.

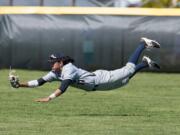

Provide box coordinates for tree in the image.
[142,0,180,8]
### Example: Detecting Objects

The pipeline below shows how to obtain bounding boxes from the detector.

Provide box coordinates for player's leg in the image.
[128,37,160,65]
[129,56,160,79]
[129,62,148,79]
[106,38,160,88]
[128,42,145,65]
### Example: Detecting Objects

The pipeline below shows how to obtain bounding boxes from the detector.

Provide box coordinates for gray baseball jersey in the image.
[42,62,135,91]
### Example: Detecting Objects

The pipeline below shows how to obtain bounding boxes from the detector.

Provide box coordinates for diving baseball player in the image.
[9,37,160,102]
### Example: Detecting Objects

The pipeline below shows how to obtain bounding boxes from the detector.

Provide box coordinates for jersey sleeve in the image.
[61,67,77,81]
[42,71,57,82]
[59,79,72,93]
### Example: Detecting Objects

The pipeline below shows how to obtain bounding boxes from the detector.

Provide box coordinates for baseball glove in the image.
[9,70,20,88]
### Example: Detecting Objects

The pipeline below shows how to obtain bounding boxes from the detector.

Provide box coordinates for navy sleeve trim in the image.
[37,78,46,86]
[59,79,72,93]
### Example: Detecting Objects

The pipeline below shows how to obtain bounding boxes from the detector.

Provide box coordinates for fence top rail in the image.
[0,7,180,16]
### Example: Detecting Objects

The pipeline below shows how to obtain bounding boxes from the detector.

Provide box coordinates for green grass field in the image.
[1,69,180,135]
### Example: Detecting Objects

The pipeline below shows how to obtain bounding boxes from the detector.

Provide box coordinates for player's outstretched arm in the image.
[19,78,47,88]
[19,82,29,87]
[35,79,72,103]
[9,72,47,88]
[9,70,56,89]
[35,89,62,102]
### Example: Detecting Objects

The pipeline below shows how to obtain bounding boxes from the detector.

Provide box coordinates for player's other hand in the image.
[35,97,50,102]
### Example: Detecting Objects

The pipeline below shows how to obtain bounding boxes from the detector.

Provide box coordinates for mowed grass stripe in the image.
[0,69,180,135]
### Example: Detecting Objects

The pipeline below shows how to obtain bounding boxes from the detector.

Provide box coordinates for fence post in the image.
[72,0,76,6]
[9,0,13,6]
[40,0,44,6]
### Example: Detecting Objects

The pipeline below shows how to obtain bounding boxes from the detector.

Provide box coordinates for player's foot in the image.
[142,56,160,69]
[141,37,160,49]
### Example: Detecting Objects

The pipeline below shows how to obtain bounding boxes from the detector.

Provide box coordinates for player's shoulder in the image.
[61,63,79,80]
[63,63,77,69]
[62,63,78,73]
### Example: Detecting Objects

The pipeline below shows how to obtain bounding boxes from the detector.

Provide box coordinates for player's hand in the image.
[35,97,51,102]
[9,70,20,88]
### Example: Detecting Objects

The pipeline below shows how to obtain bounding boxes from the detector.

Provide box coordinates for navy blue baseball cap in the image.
[48,53,65,63]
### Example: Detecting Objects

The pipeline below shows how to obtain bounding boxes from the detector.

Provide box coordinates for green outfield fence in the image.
[0,7,180,72]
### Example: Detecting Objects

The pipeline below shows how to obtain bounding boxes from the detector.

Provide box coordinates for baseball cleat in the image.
[142,56,160,69]
[141,37,160,49]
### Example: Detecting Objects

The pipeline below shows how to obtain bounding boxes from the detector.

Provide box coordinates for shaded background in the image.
[0,14,179,72]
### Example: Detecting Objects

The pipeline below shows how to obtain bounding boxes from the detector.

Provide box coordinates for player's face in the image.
[52,61,63,72]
